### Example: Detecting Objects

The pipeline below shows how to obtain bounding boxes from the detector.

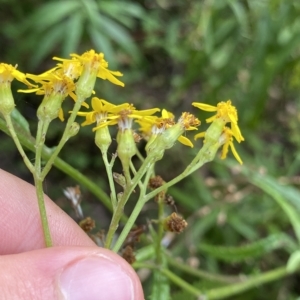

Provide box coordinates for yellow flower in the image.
[192,100,244,143]
[177,112,200,147]
[0,63,36,115]
[77,97,117,126]
[136,109,175,136]
[54,50,124,87]
[219,127,243,164]
[137,109,199,148]
[93,103,160,132]
[0,63,34,87]
[19,70,79,121]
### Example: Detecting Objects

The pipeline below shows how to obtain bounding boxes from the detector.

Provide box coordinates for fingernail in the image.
[59,256,134,300]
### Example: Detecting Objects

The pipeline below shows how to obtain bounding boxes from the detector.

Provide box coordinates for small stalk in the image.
[35,120,50,177]
[34,119,52,246]
[155,198,165,265]
[145,141,219,202]
[112,167,153,252]
[4,115,35,173]
[34,174,52,247]
[105,156,154,249]
[102,152,117,210]
[41,96,85,178]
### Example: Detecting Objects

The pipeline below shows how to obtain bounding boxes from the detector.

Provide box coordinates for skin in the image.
[0,169,144,299]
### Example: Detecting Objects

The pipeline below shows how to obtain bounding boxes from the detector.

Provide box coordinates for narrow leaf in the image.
[198,233,295,262]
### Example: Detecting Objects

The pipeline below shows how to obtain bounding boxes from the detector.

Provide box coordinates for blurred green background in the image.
[1,0,300,299]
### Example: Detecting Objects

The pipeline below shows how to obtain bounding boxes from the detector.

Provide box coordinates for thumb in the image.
[0,246,144,300]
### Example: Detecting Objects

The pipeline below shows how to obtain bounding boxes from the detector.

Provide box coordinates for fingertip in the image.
[0,246,144,300]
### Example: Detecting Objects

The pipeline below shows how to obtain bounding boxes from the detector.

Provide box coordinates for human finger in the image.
[0,169,95,254]
[0,246,144,300]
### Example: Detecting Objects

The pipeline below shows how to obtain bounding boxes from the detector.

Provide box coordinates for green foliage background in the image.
[1,0,300,299]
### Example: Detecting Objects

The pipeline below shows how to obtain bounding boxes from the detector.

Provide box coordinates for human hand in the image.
[0,169,144,299]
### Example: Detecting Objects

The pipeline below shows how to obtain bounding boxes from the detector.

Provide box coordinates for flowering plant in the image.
[0,50,246,298]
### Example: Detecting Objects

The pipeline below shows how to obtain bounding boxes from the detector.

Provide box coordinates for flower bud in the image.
[147,123,183,161]
[37,94,64,122]
[95,126,112,153]
[117,129,136,169]
[75,65,98,99]
[0,84,15,115]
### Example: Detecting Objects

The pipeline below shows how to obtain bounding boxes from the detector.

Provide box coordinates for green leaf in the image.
[210,41,235,69]
[228,0,249,37]
[94,14,141,61]
[24,1,81,33]
[287,250,300,274]
[62,12,84,56]
[88,25,115,66]
[150,269,171,300]
[135,245,155,262]
[198,233,295,262]
[244,168,300,244]
[29,25,65,68]
[227,214,258,240]
[98,1,145,27]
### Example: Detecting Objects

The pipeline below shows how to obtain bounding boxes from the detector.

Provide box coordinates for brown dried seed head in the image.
[163,212,188,233]
[122,245,136,265]
[148,175,165,189]
[79,217,96,233]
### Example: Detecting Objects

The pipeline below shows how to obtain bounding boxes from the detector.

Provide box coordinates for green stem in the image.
[134,263,296,299]
[145,142,218,202]
[123,164,132,188]
[112,167,153,252]
[129,161,143,190]
[160,268,203,297]
[155,200,165,265]
[34,174,52,247]
[135,147,145,163]
[3,115,34,173]
[206,267,290,299]
[0,117,117,216]
[105,156,154,249]
[34,119,51,246]
[35,120,50,178]
[41,96,85,179]
[102,152,117,210]
[166,254,242,284]
[161,264,295,299]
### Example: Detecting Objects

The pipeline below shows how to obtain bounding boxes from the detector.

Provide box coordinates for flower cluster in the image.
[192,100,244,164]
[2,50,125,122]
[0,50,244,165]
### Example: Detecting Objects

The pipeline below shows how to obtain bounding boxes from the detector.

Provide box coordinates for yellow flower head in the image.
[77,97,117,126]
[19,70,80,121]
[136,109,175,137]
[0,63,31,86]
[140,110,200,149]
[0,63,36,115]
[178,112,200,131]
[54,50,124,87]
[78,101,160,132]
[23,71,76,98]
[96,103,160,132]
[219,127,243,165]
[176,112,200,147]
[192,100,244,143]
